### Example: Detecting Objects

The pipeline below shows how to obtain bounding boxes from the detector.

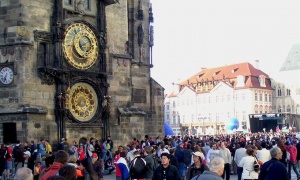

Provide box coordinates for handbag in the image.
[253,156,260,172]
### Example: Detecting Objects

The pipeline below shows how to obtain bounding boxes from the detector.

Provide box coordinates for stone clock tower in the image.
[0,0,164,148]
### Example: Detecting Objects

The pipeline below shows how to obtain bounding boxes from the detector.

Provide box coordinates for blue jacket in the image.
[258,158,289,180]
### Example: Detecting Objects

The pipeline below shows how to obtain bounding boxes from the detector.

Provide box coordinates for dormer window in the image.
[236,75,245,87]
[232,68,238,73]
[213,70,220,76]
[258,75,266,87]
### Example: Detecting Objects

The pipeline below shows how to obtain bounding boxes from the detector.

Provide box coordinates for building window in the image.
[172,101,175,107]
[297,105,300,114]
[269,94,271,102]
[84,0,91,9]
[258,75,266,87]
[166,105,169,110]
[178,115,180,124]
[173,116,176,124]
[221,95,224,102]
[265,94,268,101]
[255,93,258,101]
[259,93,262,101]
[216,95,219,103]
[208,97,211,103]
[278,87,282,96]
[64,0,72,5]
[166,114,169,120]
[287,89,291,96]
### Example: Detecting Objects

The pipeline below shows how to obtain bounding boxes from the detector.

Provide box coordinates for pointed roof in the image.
[280,44,300,71]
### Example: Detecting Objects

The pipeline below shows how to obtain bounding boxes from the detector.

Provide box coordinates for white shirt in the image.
[239,155,259,180]
[219,148,232,164]
[256,148,271,163]
[206,149,219,164]
[234,148,246,167]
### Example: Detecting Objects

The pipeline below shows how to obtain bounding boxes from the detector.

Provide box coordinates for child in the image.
[34,162,43,180]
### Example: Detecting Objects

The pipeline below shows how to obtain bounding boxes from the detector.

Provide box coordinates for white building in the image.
[270,44,300,129]
[164,62,273,135]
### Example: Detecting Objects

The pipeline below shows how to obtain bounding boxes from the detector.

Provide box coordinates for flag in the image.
[276,126,279,132]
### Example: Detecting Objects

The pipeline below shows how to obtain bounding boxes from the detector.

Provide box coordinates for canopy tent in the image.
[164,122,174,136]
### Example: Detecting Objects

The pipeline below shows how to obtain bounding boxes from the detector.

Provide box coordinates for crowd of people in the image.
[0,131,300,180]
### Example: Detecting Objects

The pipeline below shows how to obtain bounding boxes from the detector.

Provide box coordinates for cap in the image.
[92,153,98,158]
[24,151,31,157]
[191,151,204,159]
[61,138,65,141]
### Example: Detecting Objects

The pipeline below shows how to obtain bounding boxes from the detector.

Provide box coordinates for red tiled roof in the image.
[178,62,273,90]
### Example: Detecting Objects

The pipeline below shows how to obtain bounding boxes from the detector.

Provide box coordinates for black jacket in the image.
[152,164,181,180]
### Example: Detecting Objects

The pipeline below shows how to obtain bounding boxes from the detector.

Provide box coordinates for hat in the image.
[178,142,184,146]
[61,138,65,141]
[24,151,31,157]
[191,151,204,159]
[92,153,98,158]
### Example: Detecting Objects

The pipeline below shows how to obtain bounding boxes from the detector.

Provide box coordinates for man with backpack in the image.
[129,150,147,180]
[186,151,209,180]
[144,146,156,180]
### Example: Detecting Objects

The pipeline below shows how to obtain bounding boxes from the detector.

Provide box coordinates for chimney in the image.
[255,60,259,70]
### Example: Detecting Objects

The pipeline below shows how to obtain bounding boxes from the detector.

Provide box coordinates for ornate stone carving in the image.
[75,0,85,15]
[33,30,52,42]
[1,47,7,56]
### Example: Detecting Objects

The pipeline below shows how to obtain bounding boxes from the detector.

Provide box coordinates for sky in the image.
[150,0,300,94]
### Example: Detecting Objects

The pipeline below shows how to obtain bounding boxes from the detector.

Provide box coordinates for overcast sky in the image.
[150,0,300,93]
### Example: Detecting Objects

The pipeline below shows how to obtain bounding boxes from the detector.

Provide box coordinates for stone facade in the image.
[0,0,164,150]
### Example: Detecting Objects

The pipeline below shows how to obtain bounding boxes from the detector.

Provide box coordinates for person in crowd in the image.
[23,151,31,168]
[152,153,181,180]
[91,153,103,180]
[207,143,220,164]
[0,144,6,179]
[94,140,101,159]
[258,147,289,180]
[106,136,114,151]
[234,141,247,180]
[238,147,259,180]
[103,158,115,175]
[38,139,46,159]
[30,141,36,154]
[13,167,33,180]
[277,140,287,167]
[219,141,232,180]
[45,140,52,155]
[175,141,185,178]
[23,141,31,152]
[77,143,85,163]
[126,144,137,163]
[5,142,13,180]
[34,162,43,180]
[143,146,155,180]
[191,156,224,180]
[129,150,147,180]
[39,150,69,180]
[285,141,300,179]
[157,144,169,157]
[114,145,124,180]
[186,151,209,180]
[13,140,24,173]
[169,148,179,169]
[58,165,77,180]
[182,143,193,179]
[203,142,211,155]
[68,155,84,179]
[256,141,271,164]
[116,151,130,180]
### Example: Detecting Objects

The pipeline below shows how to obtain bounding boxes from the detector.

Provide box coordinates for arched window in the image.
[278,87,282,96]
[278,106,282,112]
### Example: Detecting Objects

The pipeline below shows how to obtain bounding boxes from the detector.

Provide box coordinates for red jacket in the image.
[39,162,64,180]
[286,145,297,163]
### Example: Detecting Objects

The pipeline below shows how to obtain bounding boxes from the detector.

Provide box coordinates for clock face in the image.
[0,67,13,85]
[67,83,98,122]
[63,23,98,69]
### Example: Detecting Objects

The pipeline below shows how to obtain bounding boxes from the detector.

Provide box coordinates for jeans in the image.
[222,163,231,180]
[178,162,186,178]
[237,167,243,180]
[288,161,300,178]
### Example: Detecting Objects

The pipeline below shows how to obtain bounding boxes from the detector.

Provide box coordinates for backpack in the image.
[130,157,147,178]
[152,154,160,170]
[4,148,11,159]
